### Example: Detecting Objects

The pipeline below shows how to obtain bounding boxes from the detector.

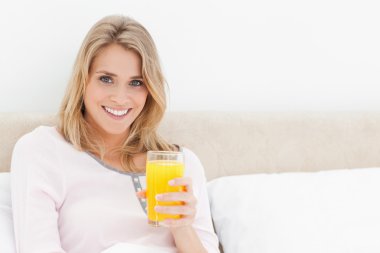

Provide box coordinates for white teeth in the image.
[104,106,129,116]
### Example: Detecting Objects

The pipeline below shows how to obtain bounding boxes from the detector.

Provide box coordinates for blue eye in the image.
[99,75,113,84]
[130,80,144,87]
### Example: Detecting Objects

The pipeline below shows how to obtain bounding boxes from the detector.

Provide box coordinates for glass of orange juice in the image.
[146,151,184,226]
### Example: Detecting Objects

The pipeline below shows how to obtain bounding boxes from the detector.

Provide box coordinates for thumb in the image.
[136,190,147,199]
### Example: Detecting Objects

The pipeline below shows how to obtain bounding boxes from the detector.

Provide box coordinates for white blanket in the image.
[101,242,177,253]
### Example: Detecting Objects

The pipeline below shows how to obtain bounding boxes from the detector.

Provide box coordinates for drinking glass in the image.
[146,151,185,226]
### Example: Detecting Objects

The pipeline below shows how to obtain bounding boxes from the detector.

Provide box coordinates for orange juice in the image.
[146,159,184,226]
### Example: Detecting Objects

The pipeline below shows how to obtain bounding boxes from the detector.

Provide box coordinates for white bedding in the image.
[100,243,177,253]
[207,167,380,253]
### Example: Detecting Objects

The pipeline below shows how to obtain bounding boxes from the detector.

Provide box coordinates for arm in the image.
[176,149,220,252]
[155,177,209,253]
[11,131,66,253]
[169,225,208,253]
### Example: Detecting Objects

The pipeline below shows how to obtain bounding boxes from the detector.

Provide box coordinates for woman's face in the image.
[83,43,149,139]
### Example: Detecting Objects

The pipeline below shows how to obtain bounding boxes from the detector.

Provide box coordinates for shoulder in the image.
[11,126,66,198]
[181,147,206,178]
[181,147,201,163]
[13,126,62,153]
[16,125,61,143]
[180,147,209,198]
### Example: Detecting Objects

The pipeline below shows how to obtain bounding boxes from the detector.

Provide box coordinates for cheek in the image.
[83,90,91,108]
[136,88,149,105]
[84,83,107,106]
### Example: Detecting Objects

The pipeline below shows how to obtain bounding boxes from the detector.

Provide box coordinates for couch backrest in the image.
[2,112,380,180]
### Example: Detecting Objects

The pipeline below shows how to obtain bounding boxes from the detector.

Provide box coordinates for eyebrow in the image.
[96,70,143,79]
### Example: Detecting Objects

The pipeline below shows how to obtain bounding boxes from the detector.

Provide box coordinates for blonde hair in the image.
[58,15,177,172]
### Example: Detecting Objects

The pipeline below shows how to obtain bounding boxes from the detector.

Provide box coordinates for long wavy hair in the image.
[58,15,177,172]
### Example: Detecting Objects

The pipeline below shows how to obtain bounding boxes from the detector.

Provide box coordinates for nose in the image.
[109,86,131,105]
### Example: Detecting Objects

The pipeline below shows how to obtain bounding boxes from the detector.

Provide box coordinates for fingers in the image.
[155,205,196,216]
[154,177,197,228]
[154,187,197,226]
[136,177,192,200]
[169,177,193,193]
[155,202,196,228]
[136,190,146,199]
[156,192,196,203]
[139,177,197,228]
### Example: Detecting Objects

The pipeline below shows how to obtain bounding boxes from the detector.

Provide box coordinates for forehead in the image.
[91,44,142,75]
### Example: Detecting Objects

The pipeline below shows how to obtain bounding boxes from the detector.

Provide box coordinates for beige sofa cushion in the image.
[2,112,380,180]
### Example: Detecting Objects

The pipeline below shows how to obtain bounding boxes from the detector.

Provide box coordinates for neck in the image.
[84,112,130,154]
[104,133,127,149]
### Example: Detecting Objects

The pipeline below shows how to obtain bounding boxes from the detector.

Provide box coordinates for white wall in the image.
[0,0,379,113]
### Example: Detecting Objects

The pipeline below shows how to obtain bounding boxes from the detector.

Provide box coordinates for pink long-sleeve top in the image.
[11,126,219,253]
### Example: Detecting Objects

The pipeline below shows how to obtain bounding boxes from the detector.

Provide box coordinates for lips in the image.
[102,106,131,120]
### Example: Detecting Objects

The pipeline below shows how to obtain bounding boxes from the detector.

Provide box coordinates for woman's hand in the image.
[136,177,197,228]
[137,178,207,253]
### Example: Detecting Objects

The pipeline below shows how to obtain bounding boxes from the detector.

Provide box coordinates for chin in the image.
[105,126,130,136]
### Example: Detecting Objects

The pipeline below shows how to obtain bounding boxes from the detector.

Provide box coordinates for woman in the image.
[11,15,219,253]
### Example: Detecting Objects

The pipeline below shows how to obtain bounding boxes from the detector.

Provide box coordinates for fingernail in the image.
[169,180,175,186]
[155,194,162,200]
[154,206,161,211]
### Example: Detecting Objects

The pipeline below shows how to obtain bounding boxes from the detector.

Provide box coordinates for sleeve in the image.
[183,148,220,253]
[11,131,66,253]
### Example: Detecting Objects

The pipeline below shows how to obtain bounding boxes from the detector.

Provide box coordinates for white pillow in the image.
[207,168,380,253]
[0,172,16,253]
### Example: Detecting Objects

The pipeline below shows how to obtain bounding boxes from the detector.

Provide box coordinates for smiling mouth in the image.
[102,106,131,118]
